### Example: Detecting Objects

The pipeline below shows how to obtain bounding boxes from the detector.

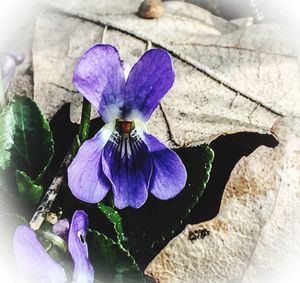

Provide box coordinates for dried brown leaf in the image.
[33,1,300,147]
[145,117,300,282]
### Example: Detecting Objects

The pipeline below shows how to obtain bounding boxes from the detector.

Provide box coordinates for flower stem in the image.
[78,98,91,144]
[30,98,91,230]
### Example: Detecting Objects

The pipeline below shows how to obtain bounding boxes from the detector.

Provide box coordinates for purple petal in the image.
[13,225,67,283]
[68,123,114,203]
[11,53,25,65]
[143,133,187,199]
[52,219,70,241]
[68,210,94,283]
[73,44,125,122]
[0,53,24,91]
[102,127,152,208]
[1,55,15,92]
[123,48,174,121]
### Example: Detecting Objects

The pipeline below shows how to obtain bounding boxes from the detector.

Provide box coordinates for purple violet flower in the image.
[68,44,187,209]
[13,210,94,283]
[0,52,24,92]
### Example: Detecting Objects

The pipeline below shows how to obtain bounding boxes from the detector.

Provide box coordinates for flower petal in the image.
[0,55,15,91]
[13,225,67,283]
[142,133,187,199]
[68,210,94,283]
[68,122,114,203]
[123,48,174,121]
[0,53,24,92]
[102,127,152,208]
[52,218,70,241]
[73,44,125,122]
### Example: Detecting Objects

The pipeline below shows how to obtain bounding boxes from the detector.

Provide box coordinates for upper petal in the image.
[102,126,152,208]
[68,210,94,283]
[67,122,114,203]
[142,133,187,199]
[73,44,125,122]
[13,225,67,283]
[123,48,174,121]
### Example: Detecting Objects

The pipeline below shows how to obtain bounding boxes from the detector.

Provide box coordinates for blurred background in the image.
[1,0,300,52]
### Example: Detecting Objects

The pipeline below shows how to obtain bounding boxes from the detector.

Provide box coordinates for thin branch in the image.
[30,153,72,230]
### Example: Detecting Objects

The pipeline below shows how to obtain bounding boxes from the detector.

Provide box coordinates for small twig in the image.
[30,153,72,230]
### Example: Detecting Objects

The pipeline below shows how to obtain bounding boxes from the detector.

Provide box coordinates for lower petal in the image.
[13,225,67,283]
[142,133,187,199]
[68,211,94,283]
[102,128,152,208]
[68,123,114,203]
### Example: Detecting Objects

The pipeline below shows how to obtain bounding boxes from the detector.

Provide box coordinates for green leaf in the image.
[16,170,43,205]
[120,145,214,266]
[98,203,126,244]
[0,96,54,179]
[87,230,143,283]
